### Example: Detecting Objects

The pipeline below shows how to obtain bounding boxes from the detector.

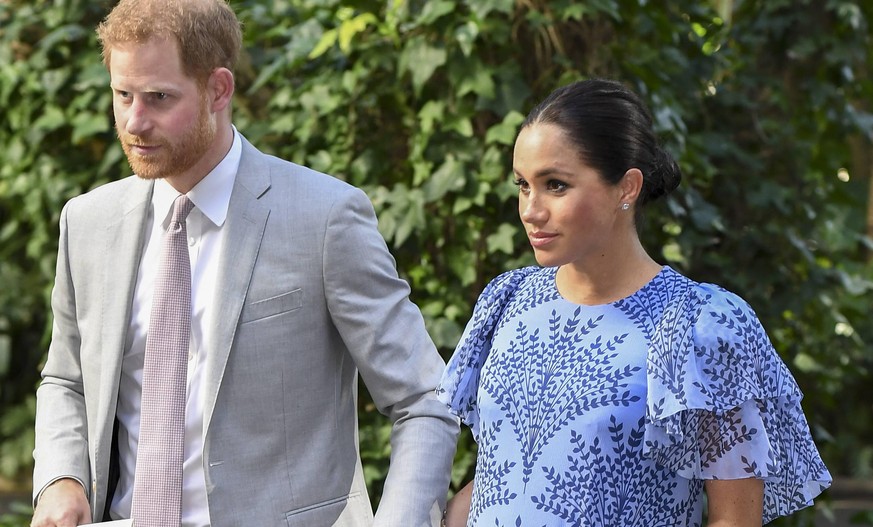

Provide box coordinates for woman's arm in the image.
[443,481,473,527]
[705,478,764,526]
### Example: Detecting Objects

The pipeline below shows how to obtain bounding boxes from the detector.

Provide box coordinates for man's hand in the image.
[31,478,92,527]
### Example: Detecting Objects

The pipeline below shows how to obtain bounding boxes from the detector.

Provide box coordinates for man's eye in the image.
[155,92,168,100]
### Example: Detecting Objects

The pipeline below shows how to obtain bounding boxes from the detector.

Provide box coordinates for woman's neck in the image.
[555,238,662,306]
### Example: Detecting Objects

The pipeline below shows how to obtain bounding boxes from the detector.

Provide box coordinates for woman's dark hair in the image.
[521,78,681,207]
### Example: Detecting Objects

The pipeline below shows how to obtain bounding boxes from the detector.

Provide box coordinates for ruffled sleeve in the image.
[643,279,832,523]
[436,267,537,440]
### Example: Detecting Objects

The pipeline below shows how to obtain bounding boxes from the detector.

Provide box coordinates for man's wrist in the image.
[36,476,88,507]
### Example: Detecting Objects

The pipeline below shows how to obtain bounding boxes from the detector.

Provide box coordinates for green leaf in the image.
[31,106,66,135]
[485,110,524,145]
[417,0,456,25]
[457,65,495,98]
[338,13,378,53]
[424,316,462,349]
[308,28,337,59]
[298,85,341,114]
[454,21,479,57]
[389,188,426,246]
[446,116,473,137]
[284,19,326,64]
[418,100,445,136]
[486,223,517,254]
[70,111,109,145]
[467,0,514,20]
[479,65,530,116]
[399,36,447,93]
[423,155,464,202]
[447,246,476,286]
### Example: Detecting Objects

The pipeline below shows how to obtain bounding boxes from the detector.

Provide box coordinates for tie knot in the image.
[171,195,195,225]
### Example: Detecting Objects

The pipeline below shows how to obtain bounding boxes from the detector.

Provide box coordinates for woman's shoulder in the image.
[436,265,545,438]
[689,276,753,310]
[677,272,769,346]
[485,265,543,289]
[658,268,762,329]
[476,266,544,304]
[644,270,831,520]
[648,268,797,415]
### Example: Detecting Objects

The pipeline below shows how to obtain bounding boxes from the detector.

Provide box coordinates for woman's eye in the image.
[546,180,568,192]
[513,178,530,192]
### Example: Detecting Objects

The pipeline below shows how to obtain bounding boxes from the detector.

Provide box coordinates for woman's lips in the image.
[528,231,557,248]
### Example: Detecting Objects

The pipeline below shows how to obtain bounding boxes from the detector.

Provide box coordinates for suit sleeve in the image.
[33,201,92,505]
[321,187,460,527]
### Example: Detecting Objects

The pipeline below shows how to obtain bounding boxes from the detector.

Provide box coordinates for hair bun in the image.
[643,147,682,204]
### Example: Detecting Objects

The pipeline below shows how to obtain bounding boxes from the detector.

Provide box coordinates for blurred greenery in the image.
[2,0,872,525]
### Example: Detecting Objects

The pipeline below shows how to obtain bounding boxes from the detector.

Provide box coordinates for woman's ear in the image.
[619,168,644,205]
[206,67,235,113]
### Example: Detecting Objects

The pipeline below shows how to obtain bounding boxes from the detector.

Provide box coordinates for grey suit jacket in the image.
[33,135,459,526]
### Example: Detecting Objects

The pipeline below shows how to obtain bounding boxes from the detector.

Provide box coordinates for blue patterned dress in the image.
[437,266,831,526]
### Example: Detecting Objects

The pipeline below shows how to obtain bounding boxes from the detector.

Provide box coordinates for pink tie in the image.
[132,195,195,526]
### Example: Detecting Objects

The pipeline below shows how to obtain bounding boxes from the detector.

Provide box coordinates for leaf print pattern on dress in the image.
[471,419,517,520]
[481,307,642,489]
[533,416,700,526]
[643,277,832,524]
[440,266,830,526]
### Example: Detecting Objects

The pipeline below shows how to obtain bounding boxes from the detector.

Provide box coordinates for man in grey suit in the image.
[30,0,458,525]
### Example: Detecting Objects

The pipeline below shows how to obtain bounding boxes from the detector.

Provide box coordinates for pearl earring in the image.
[621,203,630,211]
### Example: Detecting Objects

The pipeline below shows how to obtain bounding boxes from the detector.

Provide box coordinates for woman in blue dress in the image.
[437,79,831,526]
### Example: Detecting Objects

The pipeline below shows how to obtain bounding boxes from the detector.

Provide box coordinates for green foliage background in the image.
[2,0,872,525]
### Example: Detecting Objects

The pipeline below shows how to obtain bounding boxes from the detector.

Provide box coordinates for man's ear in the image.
[206,67,235,112]
[619,168,644,205]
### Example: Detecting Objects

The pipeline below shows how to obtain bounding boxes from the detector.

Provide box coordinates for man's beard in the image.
[118,99,215,181]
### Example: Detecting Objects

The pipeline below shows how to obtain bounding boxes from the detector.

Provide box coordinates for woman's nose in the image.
[520,193,545,224]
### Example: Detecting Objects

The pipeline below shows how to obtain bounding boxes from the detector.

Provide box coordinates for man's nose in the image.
[124,98,152,136]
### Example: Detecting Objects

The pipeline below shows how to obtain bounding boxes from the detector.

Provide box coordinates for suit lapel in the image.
[203,137,271,434]
[95,178,153,483]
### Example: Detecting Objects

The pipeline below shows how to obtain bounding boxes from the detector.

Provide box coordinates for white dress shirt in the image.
[111,130,241,526]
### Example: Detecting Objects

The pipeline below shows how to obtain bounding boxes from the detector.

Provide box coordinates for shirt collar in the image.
[153,127,241,227]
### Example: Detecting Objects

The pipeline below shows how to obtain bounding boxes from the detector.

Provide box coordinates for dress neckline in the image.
[545,265,674,307]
